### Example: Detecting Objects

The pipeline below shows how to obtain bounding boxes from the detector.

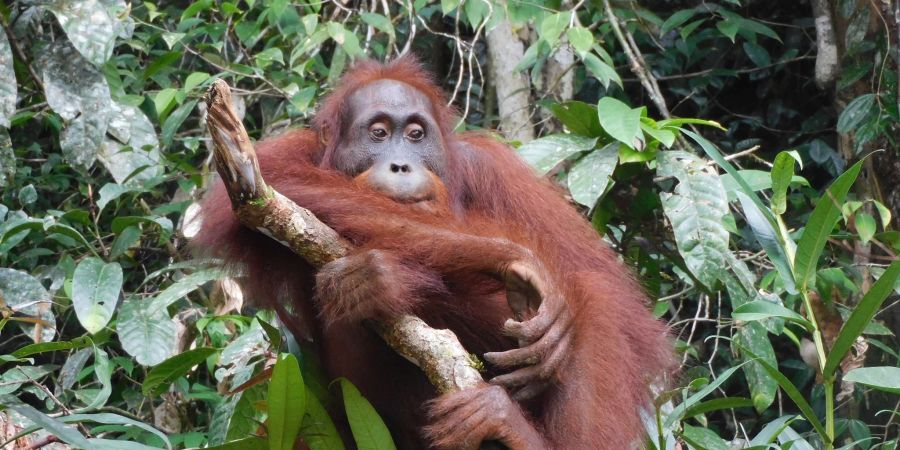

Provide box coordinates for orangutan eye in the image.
[369,125,389,141]
[406,124,425,141]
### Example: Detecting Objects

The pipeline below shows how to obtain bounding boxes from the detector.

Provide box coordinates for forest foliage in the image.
[0,0,899,449]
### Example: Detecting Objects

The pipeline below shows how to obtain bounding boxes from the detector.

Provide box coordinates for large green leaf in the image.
[146,267,226,314]
[43,0,117,65]
[38,39,111,169]
[0,130,12,188]
[0,28,15,128]
[72,257,122,334]
[736,192,798,295]
[116,297,175,366]
[0,268,56,342]
[268,353,307,450]
[517,134,597,174]
[597,97,642,148]
[99,101,163,186]
[824,262,900,377]
[793,159,865,292]
[549,101,602,137]
[657,151,731,288]
[341,378,396,450]
[567,143,619,207]
[143,347,218,397]
[842,367,900,394]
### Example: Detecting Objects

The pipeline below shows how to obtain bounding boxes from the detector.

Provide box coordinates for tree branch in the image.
[203,79,484,394]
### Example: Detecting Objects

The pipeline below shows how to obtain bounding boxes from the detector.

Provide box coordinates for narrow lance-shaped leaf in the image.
[793,159,865,292]
[823,261,900,377]
[143,347,218,397]
[268,353,306,450]
[341,378,397,450]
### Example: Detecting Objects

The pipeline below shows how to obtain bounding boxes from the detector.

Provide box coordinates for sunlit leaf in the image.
[517,134,597,174]
[567,143,618,207]
[598,97,642,148]
[99,102,163,186]
[39,39,111,169]
[658,151,731,288]
[0,268,56,342]
[117,296,175,366]
[43,0,117,65]
[72,257,122,334]
[843,367,900,394]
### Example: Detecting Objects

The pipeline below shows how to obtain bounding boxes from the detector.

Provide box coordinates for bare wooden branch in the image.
[203,79,484,393]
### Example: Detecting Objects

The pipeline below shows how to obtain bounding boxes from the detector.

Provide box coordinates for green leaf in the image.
[581,53,621,89]
[268,353,306,450]
[440,0,460,14]
[83,345,113,410]
[640,121,676,148]
[567,143,619,208]
[539,12,571,47]
[0,28,15,128]
[99,102,163,186]
[736,322,778,412]
[566,27,593,56]
[117,297,176,366]
[327,22,362,57]
[682,397,753,419]
[517,134,597,174]
[550,101,602,137]
[842,367,900,394]
[733,301,812,330]
[0,268,56,342]
[657,151,731,288]
[0,396,92,447]
[255,47,284,69]
[770,151,797,215]
[43,0,117,65]
[12,336,92,358]
[660,9,697,35]
[681,424,729,450]
[873,200,892,229]
[750,415,804,446]
[72,257,122,334]
[824,262,900,377]
[736,191,797,295]
[301,394,346,450]
[154,88,178,118]
[794,159,865,291]
[742,42,771,67]
[855,212,876,244]
[184,72,211,92]
[837,94,876,134]
[664,364,746,428]
[56,412,173,449]
[717,19,739,41]
[110,225,142,259]
[39,39,111,169]
[598,97,642,148]
[341,378,396,450]
[735,344,828,440]
[145,267,225,314]
[360,12,395,39]
[143,347,218,397]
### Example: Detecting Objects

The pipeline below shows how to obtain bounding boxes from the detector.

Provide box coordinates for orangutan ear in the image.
[319,125,331,145]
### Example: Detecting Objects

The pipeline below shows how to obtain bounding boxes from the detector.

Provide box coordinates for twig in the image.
[203,80,485,394]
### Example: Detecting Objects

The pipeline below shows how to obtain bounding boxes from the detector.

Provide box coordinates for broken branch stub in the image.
[202,79,484,393]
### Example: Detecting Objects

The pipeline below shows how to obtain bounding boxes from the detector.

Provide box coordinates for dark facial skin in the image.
[334,80,447,202]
